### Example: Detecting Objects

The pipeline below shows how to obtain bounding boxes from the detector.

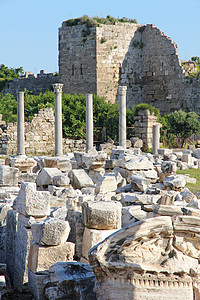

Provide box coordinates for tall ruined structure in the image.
[59,20,200,114]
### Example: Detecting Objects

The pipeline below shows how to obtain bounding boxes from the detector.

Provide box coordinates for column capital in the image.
[118,86,127,96]
[53,83,63,93]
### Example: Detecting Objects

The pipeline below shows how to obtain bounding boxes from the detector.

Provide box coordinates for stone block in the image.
[28,240,75,273]
[163,175,186,190]
[82,227,117,260]
[28,271,48,300]
[130,174,151,192]
[13,224,33,289]
[161,161,177,173]
[43,157,72,173]
[95,174,117,194]
[69,169,94,189]
[7,156,37,173]
[0,165,18,187]
[52,174,70,187]
[16,182,50,217]
[31,218,70,246]
[36,168,63,186]
[45,262,96,300]
[82,200,121,230]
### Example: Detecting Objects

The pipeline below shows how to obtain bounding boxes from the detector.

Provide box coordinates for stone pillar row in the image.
[16,84,136,155]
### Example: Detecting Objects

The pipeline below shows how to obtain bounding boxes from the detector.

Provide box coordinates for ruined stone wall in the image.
[139,25,186,114]
[96,23,140,102]
[2,71,58,96]
[59,24,97,95]
[58,21,200,115]
[134,109,158,150]
[0,109,86,155]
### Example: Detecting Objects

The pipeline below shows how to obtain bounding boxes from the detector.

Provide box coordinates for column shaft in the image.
[17,92,25,156]
[86,94,93,152]
[153,124,160,154]
[118,86,127,149]
[53,83,63,156]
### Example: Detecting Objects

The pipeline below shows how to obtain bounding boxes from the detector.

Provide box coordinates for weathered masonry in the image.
[59,21,200,114]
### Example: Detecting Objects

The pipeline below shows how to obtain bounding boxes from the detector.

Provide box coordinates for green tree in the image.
[161,110,200,147]
[0,64,24,92]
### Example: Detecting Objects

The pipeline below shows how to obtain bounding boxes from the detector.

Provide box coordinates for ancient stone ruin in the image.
[0,86,199,299]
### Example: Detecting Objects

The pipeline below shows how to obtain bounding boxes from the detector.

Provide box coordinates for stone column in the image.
[53,83,63,156]
[118,86,127,149]
[17,92,25,156]
[153,124,160,154]
[86,94,93,152]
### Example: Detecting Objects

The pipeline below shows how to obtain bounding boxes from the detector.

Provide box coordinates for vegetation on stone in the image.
[0,64,24,92]
[134,103,160,117]
[62,15,137,28]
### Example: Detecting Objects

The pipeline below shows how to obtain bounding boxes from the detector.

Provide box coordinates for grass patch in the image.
[177,168,200,194]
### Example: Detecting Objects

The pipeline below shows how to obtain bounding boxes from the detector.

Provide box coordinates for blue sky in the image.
[1,0,199,74]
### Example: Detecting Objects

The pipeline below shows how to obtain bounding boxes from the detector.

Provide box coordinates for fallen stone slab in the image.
[69,169,94,189]
[82,200,121,230]
[43,157,72,173]
[163,175,186,190]
[130,174,151,192]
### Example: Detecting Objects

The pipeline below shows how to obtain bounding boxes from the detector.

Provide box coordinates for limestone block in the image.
[5,210,18,284]
[82,150,107,169]
[130,174,151,192]
[31,218,70,246]
[0,165,18,187]
[95,174,117,194]
[13,224,33,289]
[44,157,72,173]
[16,182,50,217]
[7,156,37,173]
[18,172,38,184]
[52,174,70,187]
[82,227,117,260]
[69,169,94,189]
[123,155,154,171]
[154,204,183,216]
[36,168,63,186]
[50,206,68,220]
[163,175,186,189]
[121,192,160,206]
[134,169,158,183]
[161,161,177,173]
[122,206,152,227]
[28,241,75,273]
[45,262,96,300]
[82,200,121,230]
[130,137,143,148]
[88,168,105,184]
[28,271,48,300]
[181,188,196,203]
